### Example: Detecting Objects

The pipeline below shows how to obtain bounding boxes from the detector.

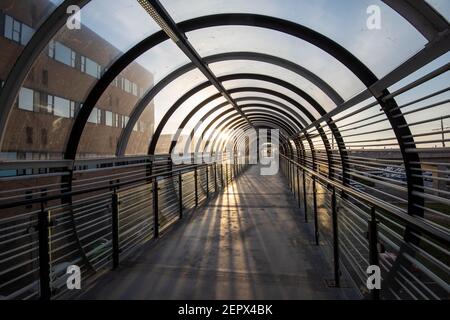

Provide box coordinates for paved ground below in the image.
[82,165,360,300]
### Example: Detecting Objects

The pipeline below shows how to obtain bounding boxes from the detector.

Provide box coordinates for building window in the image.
[4,15,13,40]
[85,57,101,79]
[41,129,48,146]
[115,114,119,127]
[4,15,34,45]
[105,111,113,127]
[81,56,86,73]
[53,41,74,67]
[21,23,33,45]
[71,51,76,68]
[18,87,34,111]
[70,102,78,118]
[54,96,71,118]
[48,40,55,58]
[124,79,131,93]
[98,108,103,124]
[42,70,49,86]
[35,93,51,114]
[88,107,98,124]
[47,95,54,114]
[26,127,33,144]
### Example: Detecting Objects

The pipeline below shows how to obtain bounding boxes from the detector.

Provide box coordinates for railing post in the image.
[111,190,120,269]
[369,206,380,300]
[297,166,301,207]
[194,167,198,207]
[153,179,159,238]
[288,161,292,190]
[178,173,183,219]
[313,175,319,245]
[291,162,295,193]
[303,169,308,223]
[38,202,51,300]
[214,163,218,192]
[225,164,228,185]
[205,165,209,198]
[331,187,340,287]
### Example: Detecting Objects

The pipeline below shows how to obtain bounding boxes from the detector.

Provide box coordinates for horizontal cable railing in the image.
[0,154,249,300]
[280,154,449,300]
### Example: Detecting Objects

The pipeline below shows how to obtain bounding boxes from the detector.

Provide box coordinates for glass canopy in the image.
[0,0,448,160]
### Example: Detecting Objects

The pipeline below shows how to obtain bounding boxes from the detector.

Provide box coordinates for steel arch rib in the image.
[67,12,377,160]
[1,2,442,148]
[204,113,299,155]
[211,112,302,153]
[169,97,307,157]
[196,109,298,154]
[175,87,318,173]
[176,95,306,155]
[60,12,422,216]
[149,73,334,177]
[148,73,327,153]
[203,107,304,153]
[117,51,344,155]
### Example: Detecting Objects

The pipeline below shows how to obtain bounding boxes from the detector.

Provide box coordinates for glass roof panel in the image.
[162,0,427,77]
[125,68,208,155]
[186,26,366,101]
[209,60,336,111]
[222,79,322,119]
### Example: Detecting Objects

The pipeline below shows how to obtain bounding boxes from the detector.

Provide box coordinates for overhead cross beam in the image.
[138,0,253,127]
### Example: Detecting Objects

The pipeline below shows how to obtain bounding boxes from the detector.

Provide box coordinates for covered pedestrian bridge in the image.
[0,0,449,300]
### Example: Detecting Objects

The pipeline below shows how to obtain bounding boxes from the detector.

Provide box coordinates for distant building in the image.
[0,0,155,160]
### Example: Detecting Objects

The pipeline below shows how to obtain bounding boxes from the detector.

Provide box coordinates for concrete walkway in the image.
[82,165,359,300]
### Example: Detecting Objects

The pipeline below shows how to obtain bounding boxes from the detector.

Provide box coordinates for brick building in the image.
[0,0,155,160]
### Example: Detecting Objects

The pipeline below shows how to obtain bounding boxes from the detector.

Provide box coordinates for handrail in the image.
[280,154,450,244]
[0,162,214,210]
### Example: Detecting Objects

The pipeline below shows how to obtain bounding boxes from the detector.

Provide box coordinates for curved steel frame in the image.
[0,1,445,299]
[0,0,441,146]
[0,10,430,215]
[150,72,336,177]
[202,110,301,154]
[117,51,344,154]
[168,95,309,154]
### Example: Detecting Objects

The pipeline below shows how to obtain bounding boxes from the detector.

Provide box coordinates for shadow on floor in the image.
[81,165,360,300]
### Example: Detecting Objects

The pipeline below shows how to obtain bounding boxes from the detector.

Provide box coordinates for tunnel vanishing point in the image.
[0,0,449,300]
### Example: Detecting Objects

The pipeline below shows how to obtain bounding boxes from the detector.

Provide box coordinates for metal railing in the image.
[280,154,449,300]
[0,155,249,300]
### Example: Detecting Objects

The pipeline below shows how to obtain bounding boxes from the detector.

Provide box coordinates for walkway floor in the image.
[82,165,360,300]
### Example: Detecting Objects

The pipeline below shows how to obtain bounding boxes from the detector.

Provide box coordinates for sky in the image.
[50,0,449,147]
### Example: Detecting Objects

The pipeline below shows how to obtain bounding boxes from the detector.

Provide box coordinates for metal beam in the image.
[382,0,449,42]
[139,0,252,127]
